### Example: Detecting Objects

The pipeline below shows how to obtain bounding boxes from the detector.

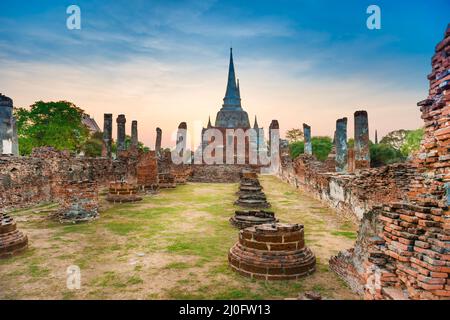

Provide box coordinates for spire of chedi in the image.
[215,48,250,128]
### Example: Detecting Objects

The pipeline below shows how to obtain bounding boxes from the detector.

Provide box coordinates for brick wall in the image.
[279,154,415,221]
[189,164,261,183]
[328,25,450,300]
[0,147,136,210]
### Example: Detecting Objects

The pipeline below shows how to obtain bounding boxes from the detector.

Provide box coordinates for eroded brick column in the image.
[11,116,18,156]
[354,110,370,170]
[155,127,162,155]
[303,123,312,155]
[0,94,14,155]
[116,114,126,152]
[269,120,280,155]
[176,122,187,159]
[131,120,138,149]
[102,113,113,157]
[335,117,348,172]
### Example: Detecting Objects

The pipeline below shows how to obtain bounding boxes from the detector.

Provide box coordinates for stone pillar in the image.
[335,117,348,172]
[176,122,187,160]
[116,114,126,152]
[354,110,370,169]
[303,123,312,155]
[131,120,138,149]
[11,116,19,156]
[269,120,280,156]
[0,94,14,155]
[102,113,113,157]
[155,127,162,154]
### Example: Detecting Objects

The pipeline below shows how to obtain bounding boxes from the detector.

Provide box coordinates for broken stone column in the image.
[116,114,126,152]
[303,123,312,155]
[131,120,138,149]
[155,127,162,154]
[335,117,348,172]
[268,120,279,153]
[354,111,370,170]
[102,113,113,158]
[11,116,18,156]
[0,94,14,155]
[176,122,187,160]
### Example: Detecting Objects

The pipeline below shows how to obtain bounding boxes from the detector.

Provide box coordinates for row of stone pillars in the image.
[303,110,370,173]
[102,113,187,159]
[102,114,140,158]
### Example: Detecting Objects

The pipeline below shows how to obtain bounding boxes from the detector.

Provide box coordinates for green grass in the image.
[164,262,192,270]
[331,231,357,240]
[1,177,359,300]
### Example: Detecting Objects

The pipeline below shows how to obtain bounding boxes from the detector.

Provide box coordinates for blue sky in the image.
[0,0,448,147]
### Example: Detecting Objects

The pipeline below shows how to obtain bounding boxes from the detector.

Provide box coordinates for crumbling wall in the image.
[329,25,450,300]
[189,164,260,183]
[279,154,415,221]
[0,147,136,210]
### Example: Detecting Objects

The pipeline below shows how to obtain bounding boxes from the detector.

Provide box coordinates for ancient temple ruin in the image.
[278,25,450,299]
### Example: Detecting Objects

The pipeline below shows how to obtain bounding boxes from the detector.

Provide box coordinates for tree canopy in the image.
[14,101,90,155]
[289,136,333,161]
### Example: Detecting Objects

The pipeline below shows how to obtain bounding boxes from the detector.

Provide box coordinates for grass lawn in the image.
[0,175,359,300]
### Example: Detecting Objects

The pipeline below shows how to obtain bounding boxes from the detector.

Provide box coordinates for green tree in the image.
[370,143,405,167]
[14,101,89,155]
[83,131,104,157]
[111,135,150,154]
[400,128,424,157]
[289,136,333,161]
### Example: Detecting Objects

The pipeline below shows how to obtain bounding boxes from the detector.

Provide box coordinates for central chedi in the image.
[214,48,251,128]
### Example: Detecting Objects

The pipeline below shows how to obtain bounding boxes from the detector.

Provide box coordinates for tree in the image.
[83,131,104,157]
[285,128,304,143]
[14,101,90,155]
[400,128,424,157]
[110,135,150,155]
[289,136,333,161]
[370,142,405,167]
[379,129,409,150]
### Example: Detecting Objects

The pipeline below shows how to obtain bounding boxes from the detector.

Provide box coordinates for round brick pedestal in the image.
[0,213,28,258]
[106,181,143,203]
[228,223,316,280]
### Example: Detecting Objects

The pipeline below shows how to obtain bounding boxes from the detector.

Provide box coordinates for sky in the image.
[0,0,448,148]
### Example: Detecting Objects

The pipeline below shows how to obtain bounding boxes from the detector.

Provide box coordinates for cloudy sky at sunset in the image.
[0,0,448,148]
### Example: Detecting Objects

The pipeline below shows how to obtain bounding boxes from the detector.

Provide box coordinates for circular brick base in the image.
[230,210,278,229]
[228,223,316,280]
[106,181,143,203]
[0,213,28,259]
